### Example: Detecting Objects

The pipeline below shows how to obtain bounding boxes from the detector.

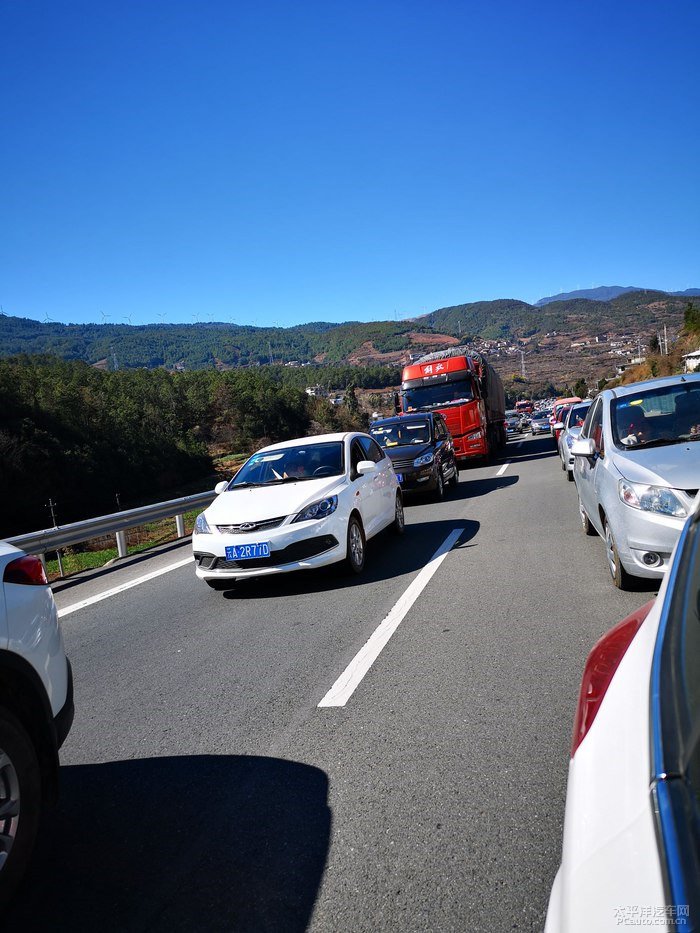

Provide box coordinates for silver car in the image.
[556,401,592,480]
[572,374,700,588]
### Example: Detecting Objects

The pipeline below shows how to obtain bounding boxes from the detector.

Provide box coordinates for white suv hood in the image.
[204,477,346,524]
[612,444,700,491]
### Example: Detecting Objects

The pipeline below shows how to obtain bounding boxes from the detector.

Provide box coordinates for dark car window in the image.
[567,403,591,428]
[654,516,700,926]
[350,439,365,478]
[359,436,384,463]
[581,398,604,455]
[370,420,432,447]
[434,417,447,440]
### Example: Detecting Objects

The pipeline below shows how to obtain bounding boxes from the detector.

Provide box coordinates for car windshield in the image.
[403,378,474,411]
[567,404,590,428]
[230,441,345,486]
[371,421,431,447]
[533,412,550,421]
[612,383,700,450]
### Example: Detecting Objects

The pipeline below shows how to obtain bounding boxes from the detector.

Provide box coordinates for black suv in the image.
[369,412,459,499]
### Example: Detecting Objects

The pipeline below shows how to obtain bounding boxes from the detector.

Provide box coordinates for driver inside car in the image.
[283,456,307,479]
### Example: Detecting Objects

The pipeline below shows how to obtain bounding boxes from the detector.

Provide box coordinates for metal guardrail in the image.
[6,489,217,565]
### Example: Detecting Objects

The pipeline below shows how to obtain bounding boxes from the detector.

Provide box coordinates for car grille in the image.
[216,516,286,534]
[194,535,339,571]
[390,457,417,471]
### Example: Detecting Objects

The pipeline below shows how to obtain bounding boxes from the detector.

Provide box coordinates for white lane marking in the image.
[57,556,193,618]
[318,528,464,708]
[496,462,510,476]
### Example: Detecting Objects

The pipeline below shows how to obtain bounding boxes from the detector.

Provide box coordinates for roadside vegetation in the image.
[0,356,376,537]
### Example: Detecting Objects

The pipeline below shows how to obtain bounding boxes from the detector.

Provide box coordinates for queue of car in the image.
[544,373,700,931]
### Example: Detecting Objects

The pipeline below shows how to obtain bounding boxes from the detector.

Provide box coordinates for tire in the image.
[579,498,597,536]
[605,520,635,590]
[345,514,366,574]
[0,707,42,908]
[433,469,445,501]
[567,469,574,482]
[560,455,566,471]
[449,461,459,488]
[392,493,405,535]
[205,579,235,591]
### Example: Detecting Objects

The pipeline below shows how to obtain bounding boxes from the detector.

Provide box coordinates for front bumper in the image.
[610,501,685,578]
[193,519,344,579]
[392,465,437,492]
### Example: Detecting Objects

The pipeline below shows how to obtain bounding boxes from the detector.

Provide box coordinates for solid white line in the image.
[57,556,193,618]
[496,462,510,476]
[318,528,464,708]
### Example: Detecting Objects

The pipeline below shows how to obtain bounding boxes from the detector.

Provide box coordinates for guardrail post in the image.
[175,514,185,538]
[116,531,128,558]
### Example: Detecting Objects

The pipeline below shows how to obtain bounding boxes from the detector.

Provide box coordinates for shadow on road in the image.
[500,435,559,464]
[6,755,331,933]
[221,516,481,600]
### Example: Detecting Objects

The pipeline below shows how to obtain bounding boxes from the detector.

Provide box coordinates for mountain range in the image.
[536,285,700,306]
[0,288,697,371]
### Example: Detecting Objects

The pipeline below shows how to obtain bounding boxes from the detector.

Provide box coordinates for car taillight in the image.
[571,600,655,757]
[3,555,49,586]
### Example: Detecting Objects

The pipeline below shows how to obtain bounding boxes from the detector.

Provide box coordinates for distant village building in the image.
[683,349,700,373]
[305,384,328,397]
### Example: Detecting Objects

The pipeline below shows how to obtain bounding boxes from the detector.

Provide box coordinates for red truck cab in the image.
[400,352,505,463]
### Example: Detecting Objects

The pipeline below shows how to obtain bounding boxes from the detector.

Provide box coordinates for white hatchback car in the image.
[193,432,403,588]
[546,493,700,932]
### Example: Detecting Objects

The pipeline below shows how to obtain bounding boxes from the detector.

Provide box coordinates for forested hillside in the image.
[0,357,375,536]
[0,290,693,370]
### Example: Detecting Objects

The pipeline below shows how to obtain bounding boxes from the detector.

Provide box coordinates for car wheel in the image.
[579,498,597,536]
[604,520,635,590]
[346,514,366,574]
[560,456,566,471]
[433,469,445,500]
[392,493,405,535]
[449,462,459,488]
[205,579,235,591]
[567,469,574,482]
[0,708,42,908]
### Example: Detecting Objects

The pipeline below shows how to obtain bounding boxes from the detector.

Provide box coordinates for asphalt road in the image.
[6,434,658,932]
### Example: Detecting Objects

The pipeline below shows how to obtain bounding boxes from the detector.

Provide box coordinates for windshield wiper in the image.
[622,438,686,450]
[229,481,265,489]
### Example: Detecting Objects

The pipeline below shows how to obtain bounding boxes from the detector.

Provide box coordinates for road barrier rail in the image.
[6,489,216,568]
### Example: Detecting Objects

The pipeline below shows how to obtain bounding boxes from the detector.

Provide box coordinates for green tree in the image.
[573,378,589,398]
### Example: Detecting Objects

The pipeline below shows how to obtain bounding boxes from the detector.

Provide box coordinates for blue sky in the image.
[1,0,698,327]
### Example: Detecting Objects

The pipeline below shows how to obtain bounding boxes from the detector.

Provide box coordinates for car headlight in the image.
[565,435,575,449]
[194,512,212,534]
[293,495,338,523]
[618,481,688,518]
[413,452,434,467]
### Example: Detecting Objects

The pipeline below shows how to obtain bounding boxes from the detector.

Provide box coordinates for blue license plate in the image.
[225,542,271,561]
[396,473,403,483]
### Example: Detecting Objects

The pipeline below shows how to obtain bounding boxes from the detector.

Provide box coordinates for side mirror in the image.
[553,422,565,431]
[214,481,229,494]
[357,460,377,475]
[571,437,596,458]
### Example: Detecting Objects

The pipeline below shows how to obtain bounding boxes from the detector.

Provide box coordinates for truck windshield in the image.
[403,379,474,411]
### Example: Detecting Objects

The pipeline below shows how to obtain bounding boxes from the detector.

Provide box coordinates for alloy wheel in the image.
[0,749,21,872]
